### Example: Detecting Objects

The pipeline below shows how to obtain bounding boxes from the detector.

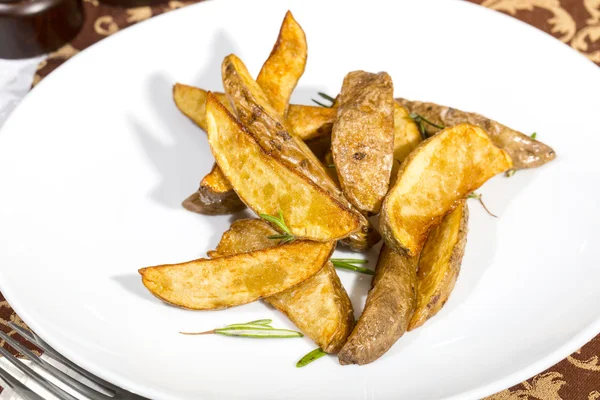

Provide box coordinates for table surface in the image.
[0,0,599,398]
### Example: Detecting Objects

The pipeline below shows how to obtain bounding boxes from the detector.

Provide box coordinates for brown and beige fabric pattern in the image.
[1,0,599,397]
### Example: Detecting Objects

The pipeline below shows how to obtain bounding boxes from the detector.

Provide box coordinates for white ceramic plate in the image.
[1,0,599,399]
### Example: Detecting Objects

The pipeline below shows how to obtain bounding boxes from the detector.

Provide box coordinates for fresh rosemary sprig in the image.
[181,320,303,339]
[297,347,327,368]
[409,113,445,140]
[259,210,296,244]
[505,169,516,178]
[312,92,335,108]
[467,192,498,218]
[531,132,537,140]
[331,258,374,275]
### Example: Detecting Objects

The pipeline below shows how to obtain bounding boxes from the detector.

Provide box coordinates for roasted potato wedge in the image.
[332,71,395,214]
[174,84,334,142]
[139,239,334,310]
[206,93,360,241]
[222,54,379,250]
[391,103,422,180]
[396,98,556,170]
[173,84,232,131]
[409,201,468,330]
[182,165,246,215]
[338,244,417,365]
[208,219,354,353]
[256,11,307,116]
[286,105,336,140]
[380,123,512,256]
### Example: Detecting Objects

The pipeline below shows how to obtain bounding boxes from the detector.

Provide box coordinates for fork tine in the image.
[9,322,120,393]
[0,330,113,400]
[0,363,45,400]
[0,346,79,400]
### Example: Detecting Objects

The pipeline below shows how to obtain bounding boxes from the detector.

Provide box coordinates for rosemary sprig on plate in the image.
[331,258,374,275]
[259,210,296,244]
[181,320,303,339]
[312,92,335,108]
[409,113,445,140]
[296,347,327,368]
[467,192,498,218]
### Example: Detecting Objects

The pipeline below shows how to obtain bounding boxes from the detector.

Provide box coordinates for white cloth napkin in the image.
[0,56,45,129]
[0,56,102,399]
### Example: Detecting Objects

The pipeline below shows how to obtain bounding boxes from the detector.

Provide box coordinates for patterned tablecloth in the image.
[1,0,599,398]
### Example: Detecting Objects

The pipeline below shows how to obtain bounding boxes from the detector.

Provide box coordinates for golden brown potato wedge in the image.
[332,71,395,214]
[286,105,336,140]
[338,244,417,365]
[208,219,354,353]
[173,84,232,131]
[380,124,512,256]
[140,239,334,310]
[174,84,334,142]
[222,54,379,250]
[182,165,246,215]
[391,103,422,180]
[396,98,556,170]
[206,93,360,241]
[409,201,469,331]
[256,11,307,116]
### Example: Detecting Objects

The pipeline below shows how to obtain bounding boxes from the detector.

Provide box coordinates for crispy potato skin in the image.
[380,124,512,256]
[256,11,307,116]
[396,98,556,170]
[206,93,360,241]
[332,71,395,214]
[409,201,468,330]
[338,244,417,365]
[222,55,379,250]
[139,239,334,310]
[182,165,246,215]
[208,219,354,353]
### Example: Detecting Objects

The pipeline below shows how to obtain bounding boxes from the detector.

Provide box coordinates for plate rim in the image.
[1,0,599,399]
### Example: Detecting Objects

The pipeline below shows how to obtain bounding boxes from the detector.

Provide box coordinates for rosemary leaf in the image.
[505,169,516,178]
[215,328,303,338]
[318,92,336,103]
[245,319,272,325]
[409,113,445,130]
[312,99,331,108]
[225,323,274,330]
[331,260,375,275]
[327,164,336,168]
[531,132,537,140]
[259,210,293,235]
[297,348,327,368]
[330,258,368,264]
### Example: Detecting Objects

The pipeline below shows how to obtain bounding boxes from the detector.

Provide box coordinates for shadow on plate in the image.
[112,273,159,305]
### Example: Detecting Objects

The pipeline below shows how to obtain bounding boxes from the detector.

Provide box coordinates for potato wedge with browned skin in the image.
[208,219,354,353]
[256,11,307,117]
[174,84,335,142]
[286,104,336,140]
[182,165,246,215]
[139,239,334,310]
[380,124,512,256]
[222,54,380,250]
[391,103,422,181]
[338,244,417,365]
[396,98,555,170]
[332,71,395,214]
[206,93,360,241]
[409,201,469,331]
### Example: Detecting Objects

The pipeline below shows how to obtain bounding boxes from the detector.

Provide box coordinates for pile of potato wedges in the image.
[139,11,556,365]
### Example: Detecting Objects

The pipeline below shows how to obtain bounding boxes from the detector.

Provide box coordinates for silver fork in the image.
[0,322,148,400]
